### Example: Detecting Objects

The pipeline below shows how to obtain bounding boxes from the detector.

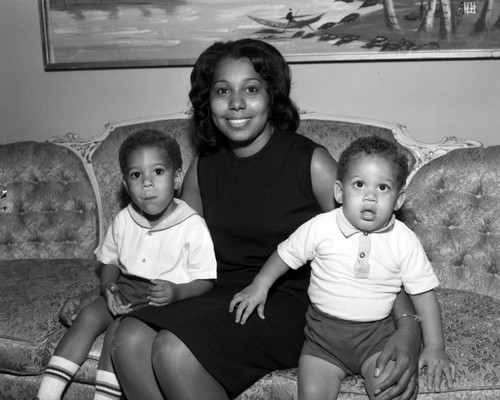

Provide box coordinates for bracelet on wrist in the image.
[397,313,422,323]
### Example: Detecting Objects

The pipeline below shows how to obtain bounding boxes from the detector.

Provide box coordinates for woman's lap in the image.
[127,284,308,398]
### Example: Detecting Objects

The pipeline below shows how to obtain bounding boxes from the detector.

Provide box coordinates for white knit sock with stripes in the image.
[94,369,122,400]
[37,355,79,400]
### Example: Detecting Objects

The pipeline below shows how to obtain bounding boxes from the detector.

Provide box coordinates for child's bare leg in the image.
[94,319,122,400]
[298,354,346,400]
[361,351,396,400]
[54,297,114,364]
[37,297,113,400]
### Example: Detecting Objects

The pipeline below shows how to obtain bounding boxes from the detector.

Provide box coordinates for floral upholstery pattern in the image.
[0,117,498,400]
[0,260,100,372]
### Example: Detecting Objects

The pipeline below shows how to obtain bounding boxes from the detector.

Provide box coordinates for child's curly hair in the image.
[189,38,300,154]
[337,135,409,189]
[118,129,182,175]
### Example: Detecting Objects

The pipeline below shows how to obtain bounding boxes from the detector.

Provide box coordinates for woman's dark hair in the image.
[189,38,300,154]
[119,128,182,175]
[337,135,410,189]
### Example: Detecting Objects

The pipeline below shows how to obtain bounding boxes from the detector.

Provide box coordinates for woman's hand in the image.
[59,287,100,326]
[373,320,420,400]
[229,283,269,325]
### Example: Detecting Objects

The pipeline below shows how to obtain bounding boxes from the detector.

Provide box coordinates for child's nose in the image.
[363,190,377,202]
[142,176,154,188]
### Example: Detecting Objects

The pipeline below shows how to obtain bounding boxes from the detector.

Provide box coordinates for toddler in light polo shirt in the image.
[230,135,455,399]
[36,129,216,400]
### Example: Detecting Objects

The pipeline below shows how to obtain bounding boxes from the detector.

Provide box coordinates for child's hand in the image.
[419,347,456,392]
[104,283,132,316]
[229,283,269,325]
[149,279,178,306]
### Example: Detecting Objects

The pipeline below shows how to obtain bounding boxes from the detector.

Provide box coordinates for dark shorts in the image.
[302,304,396,376]
[116,274,151,307]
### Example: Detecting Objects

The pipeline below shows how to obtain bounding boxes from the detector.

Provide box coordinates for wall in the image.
[1,0,499,146]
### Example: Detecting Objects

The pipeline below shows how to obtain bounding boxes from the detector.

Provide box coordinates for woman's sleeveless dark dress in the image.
[130,129,324,398]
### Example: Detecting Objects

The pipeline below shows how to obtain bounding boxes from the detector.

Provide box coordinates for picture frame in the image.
[39,0,500,70]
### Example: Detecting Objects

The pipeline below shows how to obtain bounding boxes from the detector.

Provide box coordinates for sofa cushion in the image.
[0,142,98,260]
[237,288,500,399]
[0,259,100,375]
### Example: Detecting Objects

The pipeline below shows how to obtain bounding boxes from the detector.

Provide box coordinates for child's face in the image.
[334,154,405,233]
[123,146,181,226]
[209,57,273,156]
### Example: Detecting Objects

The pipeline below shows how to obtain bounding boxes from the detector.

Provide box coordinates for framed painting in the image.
[39,0,500,70]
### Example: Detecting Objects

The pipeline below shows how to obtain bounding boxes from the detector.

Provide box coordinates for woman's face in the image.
[209,57,273,157]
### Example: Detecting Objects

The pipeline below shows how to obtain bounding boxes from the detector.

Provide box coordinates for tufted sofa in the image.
[0,112,499,400]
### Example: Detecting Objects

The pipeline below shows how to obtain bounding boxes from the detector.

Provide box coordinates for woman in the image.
[60,39,420,400]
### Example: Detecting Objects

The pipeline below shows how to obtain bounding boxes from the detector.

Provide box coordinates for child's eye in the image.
[130,172,141,179]
[378,184,389,191]
[154,168,165,176]
[354,181,364,188]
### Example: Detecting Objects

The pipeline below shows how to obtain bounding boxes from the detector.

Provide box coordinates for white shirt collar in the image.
[127,198,197,232]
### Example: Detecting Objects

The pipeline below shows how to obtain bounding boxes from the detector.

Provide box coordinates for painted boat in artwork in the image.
[248,13,325,29]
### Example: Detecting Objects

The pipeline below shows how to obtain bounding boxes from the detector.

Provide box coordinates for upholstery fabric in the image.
[298,119,416,171]
[0,142,97,260]
[0,259,100,375]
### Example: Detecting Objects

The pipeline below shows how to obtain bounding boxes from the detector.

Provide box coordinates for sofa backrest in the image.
[81,112,423,240]
[0,141,98,260]
[47,111,492,298]
[400,145,500,300]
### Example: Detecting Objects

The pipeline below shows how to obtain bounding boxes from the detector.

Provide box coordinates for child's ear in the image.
[334,181,344,204]
[174,169,183,191]
[122,177,129,193]
[394,189,406,211]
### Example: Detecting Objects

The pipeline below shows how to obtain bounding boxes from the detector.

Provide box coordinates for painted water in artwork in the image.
[43,0,500,67]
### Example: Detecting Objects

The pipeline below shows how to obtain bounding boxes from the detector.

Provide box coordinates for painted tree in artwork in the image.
[383,0,402,30]
[419,0,438,31]
[470,0,495,35]
[493,12,500,30]
[418,0,456,38]
[439,0,455,36]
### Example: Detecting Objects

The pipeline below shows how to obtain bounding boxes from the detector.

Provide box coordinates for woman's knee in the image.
[111,317,151,352]
[151,330,192,369]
